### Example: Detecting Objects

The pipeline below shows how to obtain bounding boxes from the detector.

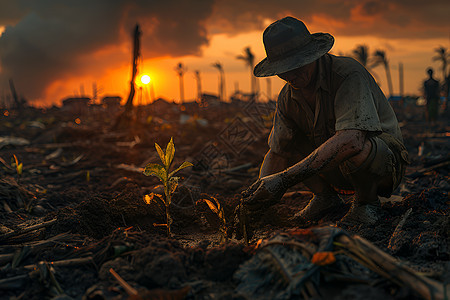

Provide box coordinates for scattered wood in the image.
[110,268,139,297]
[0,219,56,241]
[388,208,413,252]
[24,257,95,270]
[0,253,15,265]
[0,273,29,290]
[407,160,450,179]
[110,268,191,300]
[416,132,450,138]
[336,234,447,300]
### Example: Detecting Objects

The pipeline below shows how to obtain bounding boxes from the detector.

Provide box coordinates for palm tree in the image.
[212,62,225,101]
[432,46,449,81]
[194,70,202,102]
[237,47,258,95]
[175,62,187,103]
[433,46,450,102]
[372,50,393,97]
[352,45,370,69]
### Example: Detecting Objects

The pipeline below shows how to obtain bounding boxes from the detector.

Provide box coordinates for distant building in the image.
[230,91,258,104]
[200,93,221,107]
[101,96,122,110]
[61,97,90,114]
[152,98,176,110]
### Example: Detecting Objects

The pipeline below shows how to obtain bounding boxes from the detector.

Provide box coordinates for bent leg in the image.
[339,136,397,224]
[288,143,344,222]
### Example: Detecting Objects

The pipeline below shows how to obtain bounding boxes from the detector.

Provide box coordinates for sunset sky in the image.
[0,0,449,107]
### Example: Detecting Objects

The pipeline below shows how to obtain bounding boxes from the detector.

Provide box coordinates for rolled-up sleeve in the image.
[334,72,382,133]
[268,87,296,155]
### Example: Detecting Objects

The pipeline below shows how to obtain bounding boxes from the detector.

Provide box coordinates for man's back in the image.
[424,77,439,100]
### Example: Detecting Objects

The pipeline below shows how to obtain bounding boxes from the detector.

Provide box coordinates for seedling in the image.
[197,196,228,244]
[12,154,23,182]
[143,137,193,237]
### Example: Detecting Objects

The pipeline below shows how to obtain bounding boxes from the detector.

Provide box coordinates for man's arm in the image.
[243,129,368,205]
[281,129,367,188]
[259,149,290,178]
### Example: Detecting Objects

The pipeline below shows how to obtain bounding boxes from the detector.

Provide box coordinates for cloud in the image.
[0,0,214,99]
[0,0,448,102]
[209,0,449,39]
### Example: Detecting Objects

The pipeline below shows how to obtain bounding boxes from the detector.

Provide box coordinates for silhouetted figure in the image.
[240,17,409,227]
[423,68,440,124]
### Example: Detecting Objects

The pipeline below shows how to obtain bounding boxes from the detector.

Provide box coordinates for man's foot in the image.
[290,193,344,223]
[339,204,381,226]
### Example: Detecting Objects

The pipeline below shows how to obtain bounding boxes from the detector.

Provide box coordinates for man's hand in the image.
[231,173,288,242]
[242,172,288,212]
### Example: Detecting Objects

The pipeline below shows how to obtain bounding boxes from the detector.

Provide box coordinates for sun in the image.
[141,74,151,85]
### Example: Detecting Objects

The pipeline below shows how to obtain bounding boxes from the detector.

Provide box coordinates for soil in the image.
[0,100,448,300]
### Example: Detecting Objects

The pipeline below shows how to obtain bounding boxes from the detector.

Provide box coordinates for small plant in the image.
[12,154,23,182]
[143,137,193,237]
[197,196,228,244]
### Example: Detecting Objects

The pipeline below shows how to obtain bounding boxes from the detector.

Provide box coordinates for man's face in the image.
[277,61,316,89]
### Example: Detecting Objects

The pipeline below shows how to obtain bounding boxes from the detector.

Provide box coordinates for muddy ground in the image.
[0,99,448,299]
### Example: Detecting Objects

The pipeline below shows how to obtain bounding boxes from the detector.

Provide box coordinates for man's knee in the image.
[340,136,398,197]
[340,138,374,174]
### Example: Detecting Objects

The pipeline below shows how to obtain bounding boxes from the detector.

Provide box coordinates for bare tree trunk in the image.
[220,69,225,101]
[179,75,185,103]
[384,62,393,98]
[124,24,141,113]
[9,79,24,110]
[112,24,141,130]
[399,62,404,105]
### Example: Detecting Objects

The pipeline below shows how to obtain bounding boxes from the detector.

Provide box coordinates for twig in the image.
[0,274,29,289]
[336,235,446,300]
[264,248,292,284]
[109,268,139,297]
[407,160,450,179]
[388,208,412,250]
[0,253,15,265]
[0,219,57,241]
[23,257,94,269]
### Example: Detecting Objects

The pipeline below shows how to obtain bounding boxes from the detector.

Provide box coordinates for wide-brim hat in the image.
[254,17,334,77]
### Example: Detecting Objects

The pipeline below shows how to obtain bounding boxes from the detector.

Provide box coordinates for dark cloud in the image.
[0,0,214,99]
[0,0,448,101]
[209,0,449,38]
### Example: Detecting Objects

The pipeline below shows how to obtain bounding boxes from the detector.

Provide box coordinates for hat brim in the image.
[254,33,334,77]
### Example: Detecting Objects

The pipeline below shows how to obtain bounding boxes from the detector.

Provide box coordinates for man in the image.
[423,68,440,125]
[242,16,409,225]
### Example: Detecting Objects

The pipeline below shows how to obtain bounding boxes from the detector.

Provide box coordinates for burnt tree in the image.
[112,24,141,130]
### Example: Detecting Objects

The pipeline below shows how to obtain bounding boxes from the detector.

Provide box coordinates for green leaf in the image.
[168,161,193,178]
[165,137,175,170]
[143,163,167,183]
[155,143,165,165]
[17,163,23,175]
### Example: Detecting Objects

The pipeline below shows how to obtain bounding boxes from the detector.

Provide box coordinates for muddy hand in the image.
[242,173,288,212]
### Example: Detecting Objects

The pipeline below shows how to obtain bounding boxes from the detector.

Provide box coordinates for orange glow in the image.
[3,110,9,117]
[311,252,336,266]
[75,118,81,124]
[141,74,151,84]
[35,28,448,106]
